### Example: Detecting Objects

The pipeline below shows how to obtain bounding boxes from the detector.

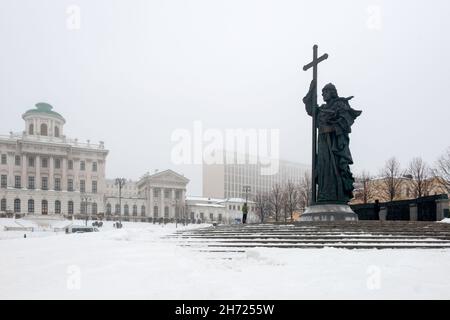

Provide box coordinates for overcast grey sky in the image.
[1,0,449,195]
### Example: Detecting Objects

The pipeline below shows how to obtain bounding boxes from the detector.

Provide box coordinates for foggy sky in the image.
[1,0,449,195]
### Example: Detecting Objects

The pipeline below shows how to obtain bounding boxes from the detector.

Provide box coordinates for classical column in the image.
[74,159,79,191]
[8,153,14,187]
[160,187,165,219]
[35,155,40,189]
[62,158,67,191]
[149,186,154,218]
[21,154,27,188]
[172,188,176,219]
[86,161,91,193]
[49,156,54,190]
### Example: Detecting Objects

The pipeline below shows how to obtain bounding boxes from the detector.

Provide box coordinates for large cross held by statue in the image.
[303,44,328,205]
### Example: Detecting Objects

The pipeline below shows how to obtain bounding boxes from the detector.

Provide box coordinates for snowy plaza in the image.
[1,218,450,300]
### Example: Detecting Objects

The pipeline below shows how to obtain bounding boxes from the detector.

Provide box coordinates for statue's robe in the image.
[303,94,362,203]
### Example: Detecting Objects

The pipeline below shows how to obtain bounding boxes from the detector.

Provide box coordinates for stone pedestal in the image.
[409,203,418,221]
[436,198,449,221]
[300,204,358,221]
[379,207,387,221]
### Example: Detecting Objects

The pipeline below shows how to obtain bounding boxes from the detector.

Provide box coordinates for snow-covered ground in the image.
[1,218,450,299]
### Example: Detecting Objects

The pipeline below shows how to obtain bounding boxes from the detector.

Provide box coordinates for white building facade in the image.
[136,170,189,222]
[0,103,108,218]
[186,196,258,224]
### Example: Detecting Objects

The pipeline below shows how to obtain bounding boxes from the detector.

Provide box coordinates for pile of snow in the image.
[440,218,450,224]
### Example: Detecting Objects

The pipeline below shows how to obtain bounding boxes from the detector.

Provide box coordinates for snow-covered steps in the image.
[166,221,450,250]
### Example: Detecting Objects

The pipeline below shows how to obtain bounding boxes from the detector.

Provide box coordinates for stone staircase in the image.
[165,221,450,251]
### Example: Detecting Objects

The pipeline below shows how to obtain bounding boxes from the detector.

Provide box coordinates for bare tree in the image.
[354,171,373,204]
[408,157,432,198]
[269,184,283,222]
[380,157,405,201]
[284,180,300,222]
[298,171,311,210]
[254,192,271,223]
[282,189,289,223]
[435,147,450,194]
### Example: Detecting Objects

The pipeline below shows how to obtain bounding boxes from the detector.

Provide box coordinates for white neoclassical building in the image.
[0,103,108,217]
[104,170,189,222]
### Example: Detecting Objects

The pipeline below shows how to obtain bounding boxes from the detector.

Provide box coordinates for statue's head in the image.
[322,83,338,102]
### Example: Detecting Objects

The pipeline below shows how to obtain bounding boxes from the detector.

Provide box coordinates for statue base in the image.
[300,204,358,222]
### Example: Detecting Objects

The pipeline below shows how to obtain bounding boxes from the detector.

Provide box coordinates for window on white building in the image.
[14,198,20,213]
[68,179,74,192]
[54,178,61,191]
[1,175,7,188]
[28,176,35,189]
[41,200,48,215]
[92,202,97,214]
[55,200,61,214]
[28,199,34,214]
[41,177,48,190]
[15,176,21,188]
[164,206,169,218]
[40,123,48,136]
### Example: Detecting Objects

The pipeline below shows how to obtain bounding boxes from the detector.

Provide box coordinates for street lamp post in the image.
[81,194,92,226]
[115,178,126,225]
[242,185,251,224]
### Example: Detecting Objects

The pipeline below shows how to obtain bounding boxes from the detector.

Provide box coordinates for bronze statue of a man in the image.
[303,81,362,203]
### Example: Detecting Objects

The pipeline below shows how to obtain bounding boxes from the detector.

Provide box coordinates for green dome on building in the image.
[22,102,65,123]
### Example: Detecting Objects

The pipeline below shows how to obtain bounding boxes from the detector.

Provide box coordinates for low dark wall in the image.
[350,194,448,221]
